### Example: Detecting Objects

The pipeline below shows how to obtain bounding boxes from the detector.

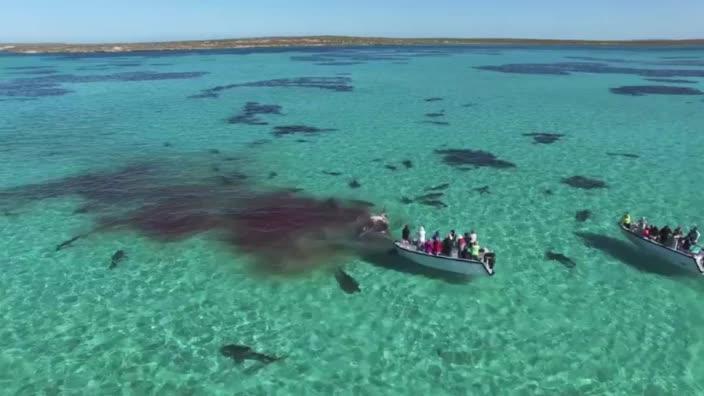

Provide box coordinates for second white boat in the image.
[620,224,704,274]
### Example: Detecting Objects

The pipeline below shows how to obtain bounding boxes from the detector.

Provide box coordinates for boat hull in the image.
[620,225,704,274]
[394,241,494,276]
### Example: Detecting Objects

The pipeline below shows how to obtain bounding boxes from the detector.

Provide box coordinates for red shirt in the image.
[432,240,442,255]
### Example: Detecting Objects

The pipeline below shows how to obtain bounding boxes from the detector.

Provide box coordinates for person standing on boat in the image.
[417,225,426,245]
[457,233,467,254]
[441,234,453,256]
[621,213,632,229]
[469,230,478,245]
[673,226,684,249]
[470,242,480,260]
[432,236,442,256]
[637,217,647,233]
[659,225,672,245]
[401,224,411,243]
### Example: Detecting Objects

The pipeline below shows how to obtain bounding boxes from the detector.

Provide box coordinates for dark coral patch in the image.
[523,132,565,144]
[8,69,58,76]
[247,139,271,148]
[606,152,640,159]
[420,121,450,126]
[660,56,701,60]
[348,179,361,189]
[400,197,413,204]
[476,62,704,78]
[561,176,607,190]
[401,160,413,169]
[610,85,703,96]
[272,125,337,137]
[315,62,366,66]
[5,66,55,70]
[385,165,398,171]
[190,77,353,99]
[644,78,697,84]
[227,102,282,125]
[435,149,516,169]
[424,97,443,102]
[0,71,208,98]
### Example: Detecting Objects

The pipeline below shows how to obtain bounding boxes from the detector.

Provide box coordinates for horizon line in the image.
[4,34,704,46]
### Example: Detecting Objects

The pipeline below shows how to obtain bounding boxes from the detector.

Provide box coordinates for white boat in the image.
[619,224,704,274]
[393,241,495,276]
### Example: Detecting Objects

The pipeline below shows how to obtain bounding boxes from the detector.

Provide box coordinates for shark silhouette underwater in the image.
[220,344,285,366]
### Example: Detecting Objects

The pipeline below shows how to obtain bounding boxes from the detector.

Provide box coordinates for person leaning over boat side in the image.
[642,226,650,238]
[423,239,433,254]
[621,213,632,229]
[441,234,453,256]
[659,225,672,245]
[687,226,700,245]
[432,236,442,256]
[649,225,659,240]
[401,224,411,243]
[673,226,684,249]
[457,233,467,254]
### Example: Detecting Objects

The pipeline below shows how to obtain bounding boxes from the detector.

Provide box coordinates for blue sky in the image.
[2,0,703,43]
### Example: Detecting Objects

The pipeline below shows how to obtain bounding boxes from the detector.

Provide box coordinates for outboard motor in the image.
[485,252,496,270]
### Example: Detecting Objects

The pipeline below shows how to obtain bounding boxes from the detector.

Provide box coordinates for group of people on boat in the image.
[400,224,484,260]
[621,213,701,253]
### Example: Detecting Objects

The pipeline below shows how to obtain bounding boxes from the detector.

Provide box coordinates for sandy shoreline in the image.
[2,36,704,54]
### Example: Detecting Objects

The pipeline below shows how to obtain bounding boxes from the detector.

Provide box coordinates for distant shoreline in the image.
[2,36,704,54]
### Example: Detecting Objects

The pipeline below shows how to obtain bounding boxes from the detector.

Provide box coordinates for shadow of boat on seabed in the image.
[574,231,690,277]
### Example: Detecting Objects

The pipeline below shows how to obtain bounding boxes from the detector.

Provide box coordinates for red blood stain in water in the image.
[3,161,378,274]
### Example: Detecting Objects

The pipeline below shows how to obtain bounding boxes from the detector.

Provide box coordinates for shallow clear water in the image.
[1,46,704,395]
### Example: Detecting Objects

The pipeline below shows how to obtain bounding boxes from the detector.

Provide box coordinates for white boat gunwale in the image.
[619,223,704,274]
[393,240,495,276]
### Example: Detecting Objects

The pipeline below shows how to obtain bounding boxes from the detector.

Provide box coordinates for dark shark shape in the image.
[220,344,284,365]
[414,192,444,201]
[109,250,126,269]
[474,186,490,195]
[545,251,576,268]
[575,210,592,222]
[56,235,82,251]
[334,268,361,294]
[425,183,449,191]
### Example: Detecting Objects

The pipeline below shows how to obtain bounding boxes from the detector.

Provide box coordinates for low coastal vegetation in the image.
[3,36,704,54]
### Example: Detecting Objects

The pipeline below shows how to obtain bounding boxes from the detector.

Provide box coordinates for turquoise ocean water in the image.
[1,46,704,394]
